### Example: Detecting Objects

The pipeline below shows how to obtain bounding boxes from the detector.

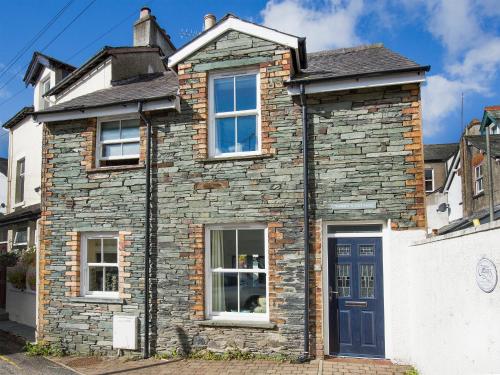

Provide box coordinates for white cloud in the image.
[261,0,365,52]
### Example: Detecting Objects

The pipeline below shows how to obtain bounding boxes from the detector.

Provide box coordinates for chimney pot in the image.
[204,14,216,30]
[140,7,151,19]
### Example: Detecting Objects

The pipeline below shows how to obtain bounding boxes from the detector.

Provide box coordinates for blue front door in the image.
[328,237,385,358]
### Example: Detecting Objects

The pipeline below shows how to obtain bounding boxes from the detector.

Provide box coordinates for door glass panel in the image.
[336,244,351,256]
[359,245,375,256]
[360,264,375,298]
[335,264,351,297]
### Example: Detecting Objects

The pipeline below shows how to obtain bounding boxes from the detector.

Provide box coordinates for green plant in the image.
[7,263,27,290]
[0,252,18,267]
[405,368,419,375]
[26,267,36,291]
[24,341,65,357]
[21,247,36,266]
[187,348,295,362]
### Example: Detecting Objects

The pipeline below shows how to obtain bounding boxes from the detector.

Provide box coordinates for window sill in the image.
[13,201,25,209]
[197,320,276,329]
[473,191,485,199]
[87,164,144,173]
[69,296,124,305]
[199,154,273,163]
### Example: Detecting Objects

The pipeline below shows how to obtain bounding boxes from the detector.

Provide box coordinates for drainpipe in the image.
[299,83,310,362]
[485,126,495,222]
[138,102,151,359]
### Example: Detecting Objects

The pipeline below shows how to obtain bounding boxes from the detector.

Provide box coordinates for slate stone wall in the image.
[39,30,425,357]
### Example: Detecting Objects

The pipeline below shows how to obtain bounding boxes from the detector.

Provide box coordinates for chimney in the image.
[204,14,216,30]
[133,7,175,57]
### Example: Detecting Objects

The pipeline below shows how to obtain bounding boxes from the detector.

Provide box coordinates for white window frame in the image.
[40,77,51,110]
[96,116,141,167]
[12,227,28,251]
[424,168,434,192]
[80,232,119,298]
[208,69,261,158]
[14,157,25,206]
[205,224,269,322]
[474,164,484,194]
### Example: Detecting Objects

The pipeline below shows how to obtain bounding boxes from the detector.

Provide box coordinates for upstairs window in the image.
[97,118,140,167]
[15,158,25,204]
[474,164,484,195]
[81,234,119,298]
[40,77,51,110]
[209,71,260,157]
[425,168,434,193]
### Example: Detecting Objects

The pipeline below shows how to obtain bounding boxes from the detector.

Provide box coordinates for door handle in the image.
[329,286,338,301]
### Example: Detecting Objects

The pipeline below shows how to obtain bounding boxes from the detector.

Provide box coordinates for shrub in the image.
[24,341,65,357]
[0,252,18,267]
[7,262,27,290]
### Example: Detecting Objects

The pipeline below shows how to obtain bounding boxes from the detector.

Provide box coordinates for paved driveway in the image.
[0,331,75,374]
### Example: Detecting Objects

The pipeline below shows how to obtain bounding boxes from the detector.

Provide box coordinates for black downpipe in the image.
[299,84,310,362]
[138,102,151,359]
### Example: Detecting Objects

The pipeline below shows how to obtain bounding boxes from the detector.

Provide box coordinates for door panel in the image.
[329,237,385,358]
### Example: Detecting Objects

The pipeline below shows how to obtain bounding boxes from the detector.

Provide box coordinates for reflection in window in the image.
[360,264,375,298]
[335,264,350,297]
[209,228,267,316]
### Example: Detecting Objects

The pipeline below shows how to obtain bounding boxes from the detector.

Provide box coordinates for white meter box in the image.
[113,315,138,350]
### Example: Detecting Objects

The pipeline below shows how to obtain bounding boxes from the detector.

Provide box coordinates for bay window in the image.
[97,118,140,167]
[209,71,260,157]
[206,226,268,320]
[81,233,119,297]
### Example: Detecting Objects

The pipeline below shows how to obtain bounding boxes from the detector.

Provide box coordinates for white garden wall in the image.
[397,221,500,375]
[6,285,36,327]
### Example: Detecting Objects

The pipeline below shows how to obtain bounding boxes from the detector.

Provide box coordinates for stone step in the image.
[0,309,9,321]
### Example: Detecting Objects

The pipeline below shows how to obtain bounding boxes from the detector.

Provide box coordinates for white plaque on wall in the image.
[476,258,497,293]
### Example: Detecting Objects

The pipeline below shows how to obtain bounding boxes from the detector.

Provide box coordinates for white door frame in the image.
[321,219,393,358]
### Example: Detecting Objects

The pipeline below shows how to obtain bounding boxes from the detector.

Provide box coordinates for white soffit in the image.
[168,16,300,68]
[287,71,426,95]
[33,97,179,123]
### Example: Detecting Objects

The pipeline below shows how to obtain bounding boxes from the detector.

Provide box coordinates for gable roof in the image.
[481,105,500,132]
[34,72,177,115]
[290,44,430,83]
[2,106,34,129]
[44,46,162,97]
[465,135,500,158]
[23,52,76,86]
[424,143,458,162]
[168,14,307,70]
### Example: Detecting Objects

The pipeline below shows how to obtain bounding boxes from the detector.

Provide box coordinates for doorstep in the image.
[0,319,36,343]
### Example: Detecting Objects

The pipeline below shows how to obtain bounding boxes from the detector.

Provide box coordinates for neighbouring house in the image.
[438,112,500,234]
[0,157,7,311]
[0,53,76,328]
[33,8,430,362]
[0,157,7,215]
[423,143,458,232]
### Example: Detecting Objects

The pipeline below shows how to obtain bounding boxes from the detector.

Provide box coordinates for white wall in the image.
[6,285,36,327]
[55,58,112,104]
[33,67,56,112]
[447,165,463,222]
[425,192,449,232]
[392,222,500,375]
[0,171,7,214]
[7,116,42,210]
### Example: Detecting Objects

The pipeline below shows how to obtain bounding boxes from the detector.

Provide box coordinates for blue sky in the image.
[0,0,499,158]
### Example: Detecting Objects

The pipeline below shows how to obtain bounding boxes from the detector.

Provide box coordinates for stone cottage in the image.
[33,9,428,361]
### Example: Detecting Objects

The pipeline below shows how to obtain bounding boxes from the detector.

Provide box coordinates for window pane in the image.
[360,264,375,298]
[102,143,122,157]
[89,266,103,292]
[214,77,234,113]
[211,230,236,269]
[425,169,433,179]
[122,142,140,156]
[239,272,266,313]
[14,228,27,245]
[336,264,351,298]
[87,239,101,263]
[215,117,235,154]
[212,272,238,312]
[236,75,257,111]
[103,239,117,263]
[104,267,119,292]
[100,121,120,141]
[236,116,257,152]
[336,244,351,257]
[238,229,265,269]
[121,119,140,139]
[425,181,433,191]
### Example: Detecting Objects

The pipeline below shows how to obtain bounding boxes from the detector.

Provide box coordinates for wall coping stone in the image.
[412,220,500,246]
[197,320,276,330]
[69,297,124,305]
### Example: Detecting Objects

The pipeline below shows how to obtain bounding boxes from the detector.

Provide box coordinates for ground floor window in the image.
[206,225,268,320]
[12,227,28,252]
[81,233,119,298]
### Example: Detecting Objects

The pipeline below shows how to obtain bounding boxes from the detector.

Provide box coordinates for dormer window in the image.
[97,117,140,167]
[209,70,260,158]
[40,77,51,110]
